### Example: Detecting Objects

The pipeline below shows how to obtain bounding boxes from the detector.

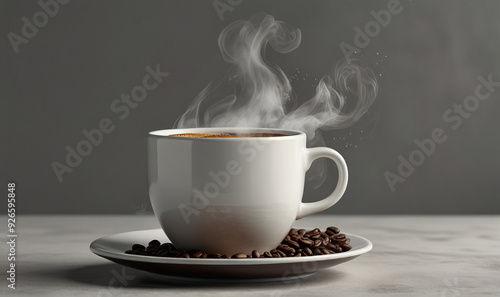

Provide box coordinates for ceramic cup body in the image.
[148,128,348,255]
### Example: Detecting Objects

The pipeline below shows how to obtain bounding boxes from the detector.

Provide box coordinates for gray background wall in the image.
[1,0,499,214]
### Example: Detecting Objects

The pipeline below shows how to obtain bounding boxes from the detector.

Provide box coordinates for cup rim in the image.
[148,127,305,140]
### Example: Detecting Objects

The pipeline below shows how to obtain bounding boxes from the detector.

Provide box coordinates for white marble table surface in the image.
[1,215,499,296]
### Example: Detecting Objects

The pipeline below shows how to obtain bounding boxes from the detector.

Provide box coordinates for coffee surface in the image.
[170,132,288,138]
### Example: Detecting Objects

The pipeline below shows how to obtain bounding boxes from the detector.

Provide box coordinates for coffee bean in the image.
[168,249,183,257]
[327,243,343,253]
[306,228,321,238]
[340,244,352,251]
[208,253,221,258]
[277,250,287,257]
[313,239,322,248]
[322,237,330,246]
[157,246,169,253]
[314,248,324,255]
[148,240,161,247]
[284,239,300,249]
[146,245,158,251]
[298,229,306,236]
[332,238,349,246]
[291,234,301,241]
[232,253,248,259]
[322,249,335,255]
[192,251,203,258]
[263,251,273,258]
[298,238,314,247]
[181,252,190,258]
[160,243,175,250]
[146,246,158,255]
[326,226,340,235]
[157,250,169,257]
[332,233,346,240]
[132,244,146,251]
[252,250,260,258]
[316,247,330,255]
[303,247,313,256]
[310,233,321,239]
[319,246,330,253]
[278,244,295,254]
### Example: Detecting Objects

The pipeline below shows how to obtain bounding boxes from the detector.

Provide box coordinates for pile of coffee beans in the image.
[125,226,351,259]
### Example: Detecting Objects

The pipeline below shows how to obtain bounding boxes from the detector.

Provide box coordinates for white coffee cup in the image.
[148,127,348,255]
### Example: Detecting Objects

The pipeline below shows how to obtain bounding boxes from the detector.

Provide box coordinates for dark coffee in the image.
[170,132,288,138]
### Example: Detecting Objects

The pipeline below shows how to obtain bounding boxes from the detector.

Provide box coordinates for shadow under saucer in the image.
[63,263,347,289]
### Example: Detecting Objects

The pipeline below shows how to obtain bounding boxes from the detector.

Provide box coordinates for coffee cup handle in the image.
[296,147,348,219]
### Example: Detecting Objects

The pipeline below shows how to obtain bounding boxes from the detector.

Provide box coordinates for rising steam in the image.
[175,13,378,187]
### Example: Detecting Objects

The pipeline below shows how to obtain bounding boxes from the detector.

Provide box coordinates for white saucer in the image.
[90,228,372,282]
